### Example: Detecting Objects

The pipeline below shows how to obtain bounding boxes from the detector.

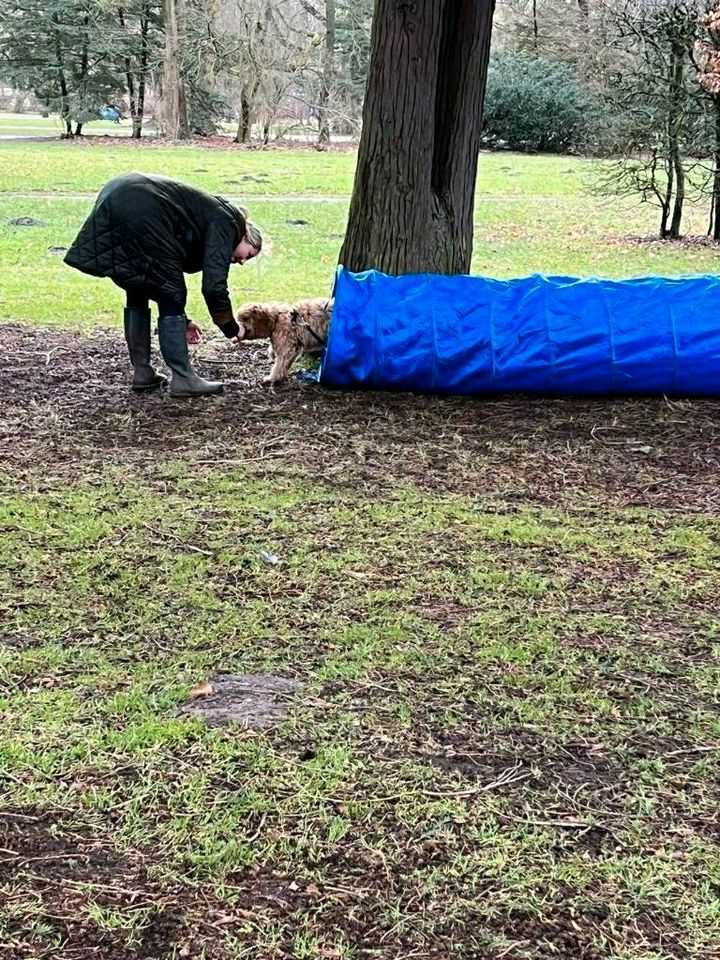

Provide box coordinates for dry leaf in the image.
[189,681,213,699]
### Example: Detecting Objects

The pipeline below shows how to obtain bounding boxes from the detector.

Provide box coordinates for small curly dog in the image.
[235,297,332,383]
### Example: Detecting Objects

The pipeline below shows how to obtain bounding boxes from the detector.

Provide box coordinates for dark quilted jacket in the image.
[64,172,246,329]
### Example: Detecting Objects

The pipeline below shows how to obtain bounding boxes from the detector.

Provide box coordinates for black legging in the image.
[124,285,184,317]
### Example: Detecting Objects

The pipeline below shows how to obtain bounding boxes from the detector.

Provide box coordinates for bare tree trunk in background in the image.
[119,7,138,135]
[162,0,190,139]
[52,14,72,138]
[711,102,720,240]
[235,85,256,143]
[668,40,685,238]
[134,10,150,139]
[317,0,336,147]
[119,4,150,138]
[532,0,539,50]
[74,18,89,136]
[661,156,674,239]
[340,0,496,276]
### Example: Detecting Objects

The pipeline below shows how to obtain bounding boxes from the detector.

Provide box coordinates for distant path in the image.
[0,135,61,142]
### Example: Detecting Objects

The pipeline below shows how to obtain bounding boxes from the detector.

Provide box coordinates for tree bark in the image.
[162,0,190,139]
[668,41,685,239]
[660,155,674,239]
[712,101,720,241]
[51,13,72,137]
[340,0,496,276]
[118,7,139,135]
[318,0,336,146]
[235,88,252,143]
[118,4,149,138]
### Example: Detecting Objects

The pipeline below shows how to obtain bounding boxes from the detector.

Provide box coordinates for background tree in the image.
[596,0,703,239]
[340,0,496,276]
[0,0,127,136]
[115,1,162,138]
[161,0,189,138]
[694,2,720,237]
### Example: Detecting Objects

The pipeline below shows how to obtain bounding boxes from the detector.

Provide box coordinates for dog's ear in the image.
[234,305,251,340]
[252,311,273,339]
[235,304,268,340]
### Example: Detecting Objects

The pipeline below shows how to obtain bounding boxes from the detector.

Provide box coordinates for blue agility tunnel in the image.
[319,267,720,396]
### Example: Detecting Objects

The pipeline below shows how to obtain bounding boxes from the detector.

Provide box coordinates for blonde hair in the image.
[244,219,263,254]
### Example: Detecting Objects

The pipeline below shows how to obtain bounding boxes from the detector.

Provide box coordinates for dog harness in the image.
[290,302,329,348]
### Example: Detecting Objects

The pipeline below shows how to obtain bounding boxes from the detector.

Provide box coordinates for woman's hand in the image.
[186,320,203,345]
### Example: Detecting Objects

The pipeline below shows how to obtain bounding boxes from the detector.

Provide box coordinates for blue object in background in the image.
[319,267,720,396]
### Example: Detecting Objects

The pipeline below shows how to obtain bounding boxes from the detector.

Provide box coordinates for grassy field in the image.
[3,140,720,328]
[0,111,158,138]
[1,140,719,960]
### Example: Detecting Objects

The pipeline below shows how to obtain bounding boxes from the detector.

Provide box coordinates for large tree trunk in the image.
[340,0,495,276]
[317,0,336,147]
[162,0,190,139]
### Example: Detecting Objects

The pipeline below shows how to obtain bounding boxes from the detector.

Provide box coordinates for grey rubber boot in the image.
[123,307,167,392]
[157,315,224,397]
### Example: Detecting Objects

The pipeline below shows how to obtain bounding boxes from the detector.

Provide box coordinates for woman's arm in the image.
[201,219,241,338]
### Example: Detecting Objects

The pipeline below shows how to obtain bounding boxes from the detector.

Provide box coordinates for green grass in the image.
[0,197,343,324]
[2,475,719,957]
[1,140,720,958]
[0,140,356,196]
[0,110,157,138]
[2,142,720,328]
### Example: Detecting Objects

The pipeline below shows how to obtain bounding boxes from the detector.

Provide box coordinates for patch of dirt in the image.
[482,901,693,960]
[400,723,625,800]
[616,233,720,250]
[3,325,720,513]
[564,616,719,663]
[0,810,227,959]
[0,633,44,650]
[178,673,302,728]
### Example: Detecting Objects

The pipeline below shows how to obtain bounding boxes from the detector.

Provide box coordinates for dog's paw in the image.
[263,375,288,389]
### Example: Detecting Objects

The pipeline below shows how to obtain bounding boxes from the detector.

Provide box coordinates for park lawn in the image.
[1,141,719,959]
[0,140,357,197]
[0,139,661,199]
[0,198,345,326]
[2,142,720,328]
